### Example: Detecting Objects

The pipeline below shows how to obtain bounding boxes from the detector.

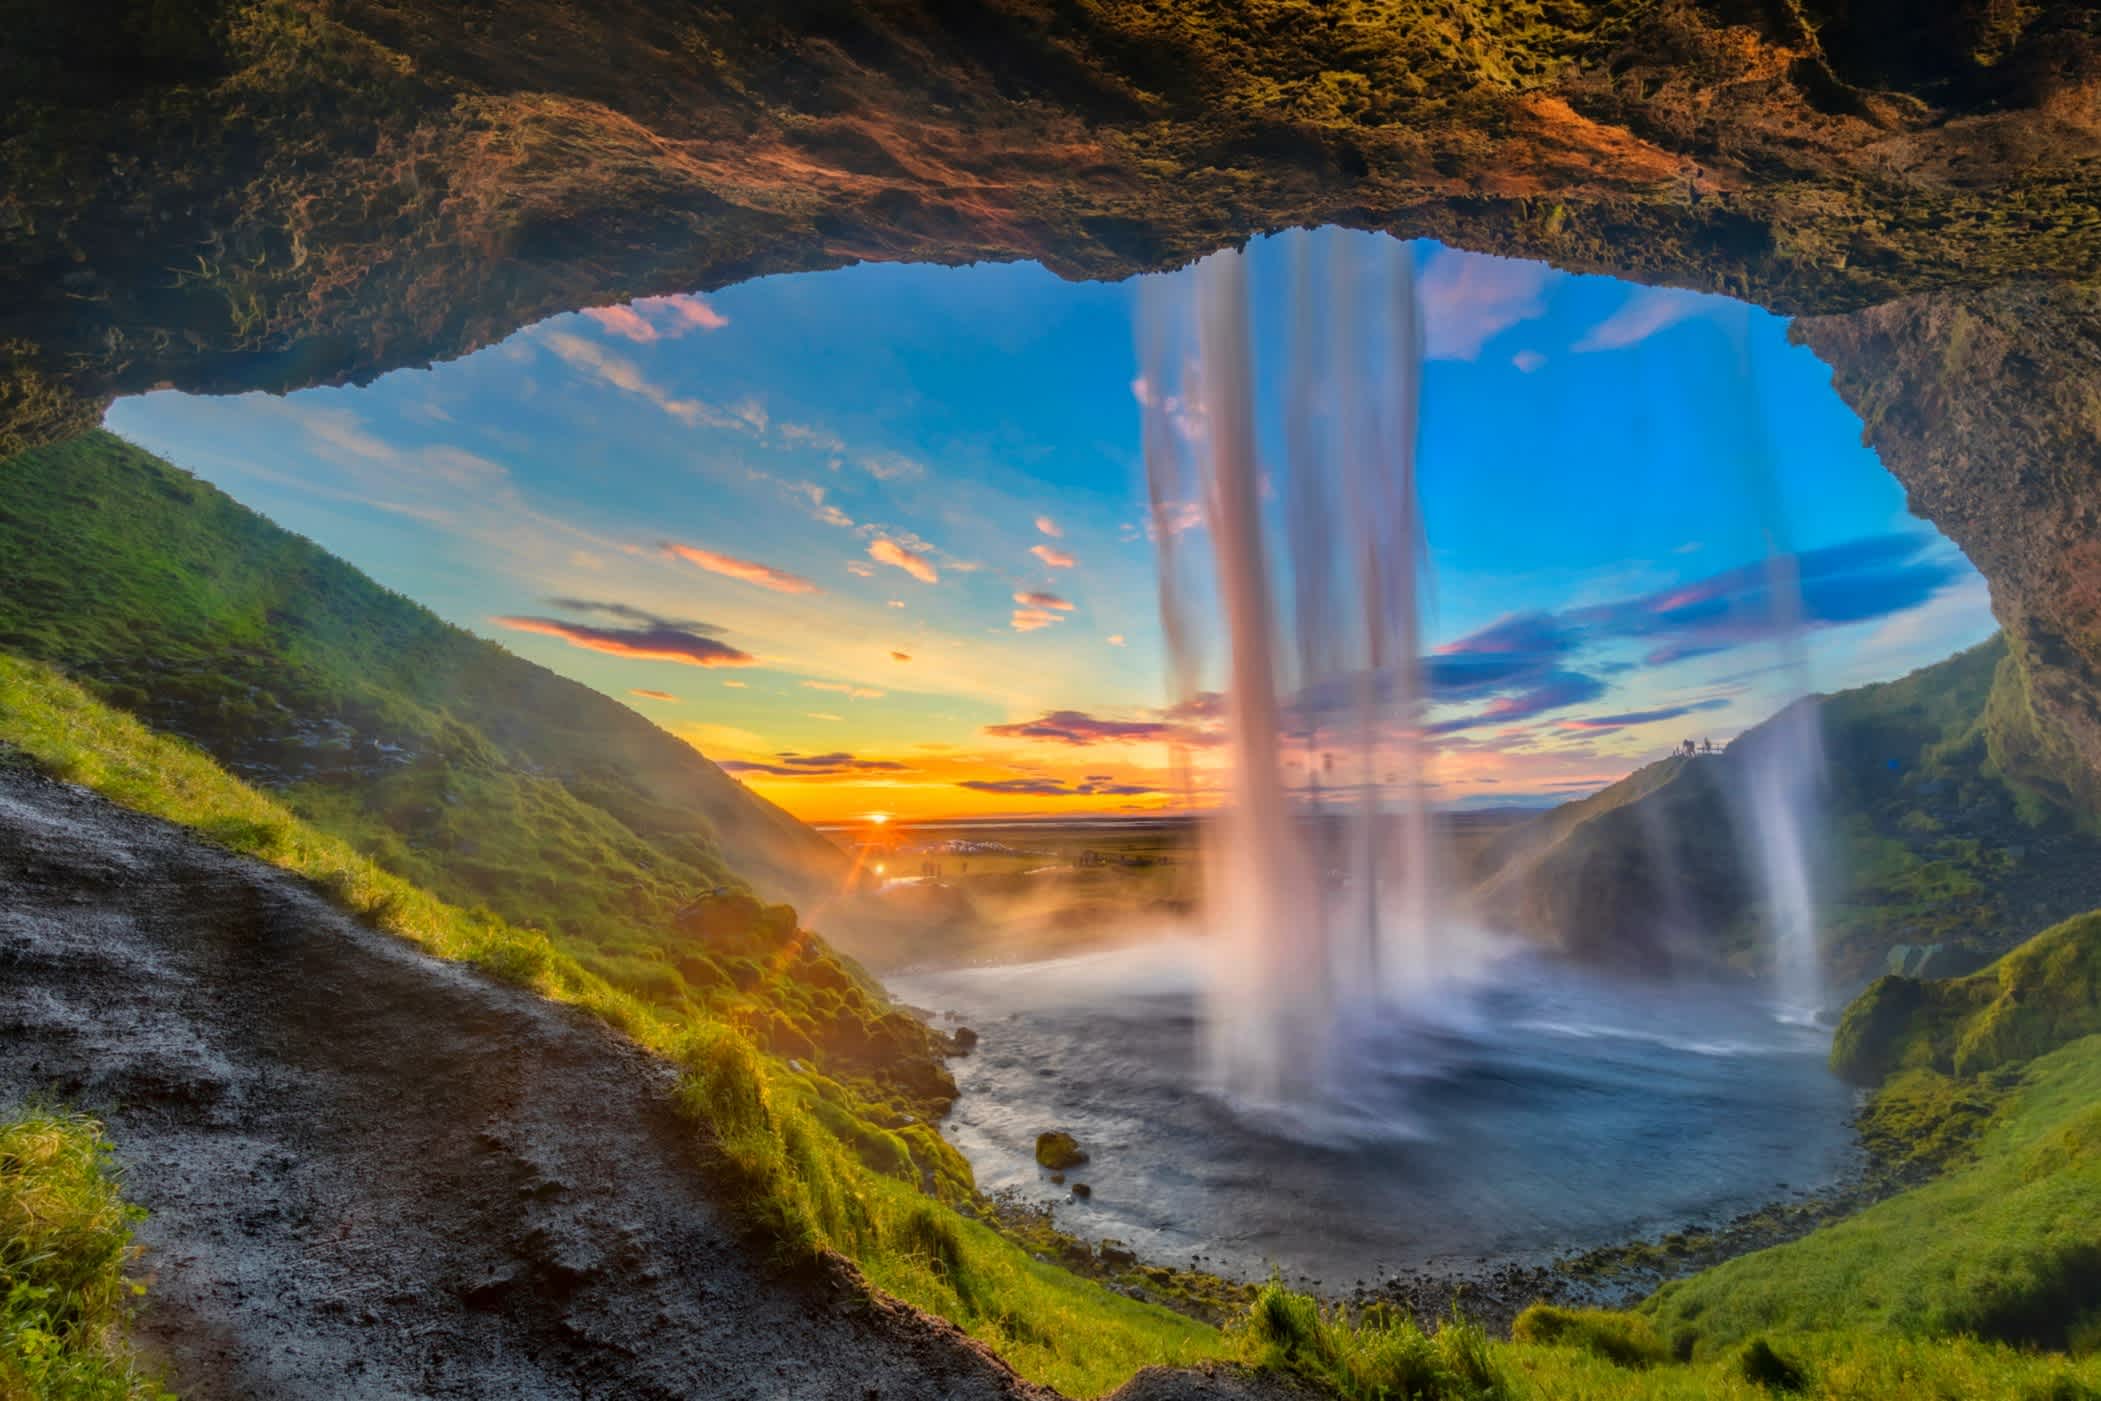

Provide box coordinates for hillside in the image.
[0,432,849,912]
[1476,638,2101,992]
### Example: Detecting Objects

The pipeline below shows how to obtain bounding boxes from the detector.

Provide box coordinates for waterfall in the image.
[1139,230,1447,1108]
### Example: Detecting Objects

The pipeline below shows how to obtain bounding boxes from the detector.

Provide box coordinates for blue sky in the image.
[105,231,1996,818]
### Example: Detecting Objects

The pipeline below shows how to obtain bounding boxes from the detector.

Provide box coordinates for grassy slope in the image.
[0,654,1222,1396]
[1477,638,2101,987]
[0,1107,169,1400]
[0,431,841,933]
[0,432,959,1113]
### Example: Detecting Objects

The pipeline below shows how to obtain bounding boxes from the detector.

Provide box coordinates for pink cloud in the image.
[1035,515,1063,538]
[582,294,729,343]
[869,538,938,584]
[1013,590,1074,611]
[1031,544,1076,569]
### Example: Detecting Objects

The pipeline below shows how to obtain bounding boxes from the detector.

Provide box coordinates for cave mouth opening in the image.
[103,228,1994,834]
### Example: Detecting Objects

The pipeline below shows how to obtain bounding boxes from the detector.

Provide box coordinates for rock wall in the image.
[7,0,2101,788]
[1798,286,2101,811]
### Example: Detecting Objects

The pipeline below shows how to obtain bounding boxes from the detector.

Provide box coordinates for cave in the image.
[7,1,2100,813]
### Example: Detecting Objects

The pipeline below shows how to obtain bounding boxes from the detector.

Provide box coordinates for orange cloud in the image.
[629,688,680,702]
[663,541,820,595]
[1035,515,1063,538]
[1031,544,1076,569]
[891,651,912,662]
[1013,590,1074,612]
[1107,634,1127,646]
[869,538,938,584]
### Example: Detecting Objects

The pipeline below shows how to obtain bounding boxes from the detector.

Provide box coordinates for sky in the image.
[105,231,1997,822]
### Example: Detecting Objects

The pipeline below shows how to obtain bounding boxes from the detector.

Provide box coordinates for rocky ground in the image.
[0,764,1303,1400]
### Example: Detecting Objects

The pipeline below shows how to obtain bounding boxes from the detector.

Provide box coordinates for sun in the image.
[864,811,891,826]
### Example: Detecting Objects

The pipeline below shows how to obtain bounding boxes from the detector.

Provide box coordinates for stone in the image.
[1034,1130,1088,1170]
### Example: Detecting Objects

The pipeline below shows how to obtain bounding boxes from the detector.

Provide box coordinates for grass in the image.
[1832,908,2101,1083]
[0,1107,169,1401]
[0,650,1221,1396]
[1646,1033,2101,1356]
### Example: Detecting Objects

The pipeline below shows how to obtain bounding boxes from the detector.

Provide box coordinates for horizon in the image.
[105,231,1996,823]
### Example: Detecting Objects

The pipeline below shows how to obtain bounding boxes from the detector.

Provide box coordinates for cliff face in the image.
[9,1,2101,794]
[1798,285,2101,808]
[7,0,2101,443]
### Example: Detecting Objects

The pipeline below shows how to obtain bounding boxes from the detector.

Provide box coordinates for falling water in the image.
[1720,321,1831,1023]
[1139,231,1450,1108]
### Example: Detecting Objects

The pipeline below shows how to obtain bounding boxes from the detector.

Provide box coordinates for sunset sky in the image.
[106,232,1996,822]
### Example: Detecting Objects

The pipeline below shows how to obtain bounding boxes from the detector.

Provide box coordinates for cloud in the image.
[1512,350,1547,373]
[858,451,926,482]
[869,538,938,584]
[1426,671,1608,734]
[493,602,754,667]
[721,751,912,777]
[1573,287,1720,352]
[784,481,854,529]
[1035,515,1063,539]
[802,679,885,700]
[628,689,680,702]
[846,562,877,578]
[1418,248,1552,360]
[1032,544,1076,569]
[1107,634,1127,647]
[722,679,748,688]
[957,776,1159,798]
[1414,531,1970,737]
[581,294,729,343]
[663,542,820,595]
[1567,531,1969,662]
[1556,699,1732,733]
[985,710,1170,745]
[780,423,848,456]
[807,712,844,721]
[1011,608,1063,632]
[540,330,748,431]
[1011,590,1076,632]
[891,651,912,662]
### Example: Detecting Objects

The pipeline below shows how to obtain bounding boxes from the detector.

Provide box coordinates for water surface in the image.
[897,940,1855,1286]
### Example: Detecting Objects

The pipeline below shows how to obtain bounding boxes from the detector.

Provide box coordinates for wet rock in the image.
[1035,1130,1088,1170]
[1070,1182,1092,1200]
[1099,1239,1137,1267]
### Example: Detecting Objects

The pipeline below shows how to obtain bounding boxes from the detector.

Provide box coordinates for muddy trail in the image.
[0,767,1299,1401]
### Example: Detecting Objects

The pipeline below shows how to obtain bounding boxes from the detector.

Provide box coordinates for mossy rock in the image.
[1035,1130,1088,1170]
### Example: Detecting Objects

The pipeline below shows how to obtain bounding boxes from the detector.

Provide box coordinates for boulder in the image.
[1034,1130,1088,1170]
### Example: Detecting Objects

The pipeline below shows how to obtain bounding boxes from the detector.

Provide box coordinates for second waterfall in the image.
[1141,231,1461,1113]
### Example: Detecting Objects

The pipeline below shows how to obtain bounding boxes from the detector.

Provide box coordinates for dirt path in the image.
[0,768,1294,1400]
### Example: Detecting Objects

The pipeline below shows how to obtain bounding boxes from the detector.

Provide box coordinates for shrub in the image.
[1512,1304,1666,1368]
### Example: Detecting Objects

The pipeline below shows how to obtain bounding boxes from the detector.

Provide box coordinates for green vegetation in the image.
[0,652,1222,1395]
[1832,907,2101,1083]
[1646,1032,2101,1358]
[1479,638,2101,989]
[0,1107,169,1400]
[0,432,954,1116]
